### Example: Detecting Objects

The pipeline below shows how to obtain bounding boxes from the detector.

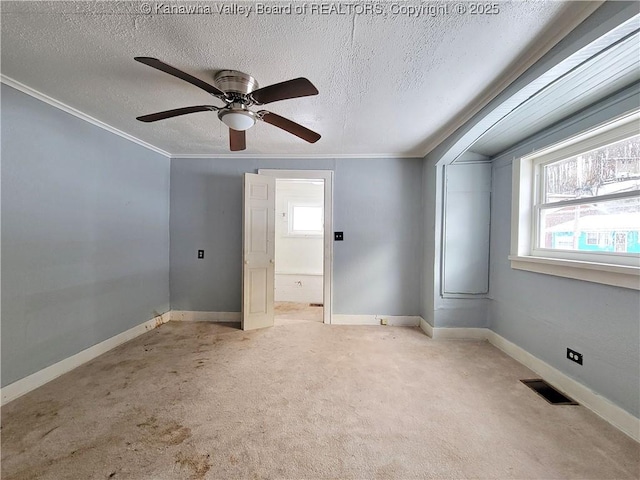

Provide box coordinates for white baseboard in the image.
[420,320,488,340]
[432,327,489,340]
[170,311,240,322]
[419,318,434,337]
[3,310,637,442]
[0,311,171,406]
[486,330,640,443]
[417,323,639,441]
[331,314,421,326]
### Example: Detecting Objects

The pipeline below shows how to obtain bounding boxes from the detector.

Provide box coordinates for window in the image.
[288,203,323,236]
[510,111,640,289]
[534,132,640,261]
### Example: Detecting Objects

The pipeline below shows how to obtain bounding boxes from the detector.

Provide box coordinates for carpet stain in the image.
[136,415,157,428]
[2,322,639,480]
[175,451,212,479]
[33,400,59,420]
[39,425,59,440]
[1,399,60,453]
[137,416,191,446]
[100,359,148,373]
[4,436,120,480]
[160,423,192,446]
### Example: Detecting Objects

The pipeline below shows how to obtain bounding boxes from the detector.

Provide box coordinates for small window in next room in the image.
[288,203,323,236]
[510,111,640,289]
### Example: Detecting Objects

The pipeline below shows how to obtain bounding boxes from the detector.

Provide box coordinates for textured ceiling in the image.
[1,1,599,157]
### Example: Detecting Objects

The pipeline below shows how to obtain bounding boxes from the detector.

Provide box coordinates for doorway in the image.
[273,178,325,324]
[258,169,333,325]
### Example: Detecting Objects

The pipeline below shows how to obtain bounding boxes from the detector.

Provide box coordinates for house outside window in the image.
[510,111,640,289]
[585,232,613,248]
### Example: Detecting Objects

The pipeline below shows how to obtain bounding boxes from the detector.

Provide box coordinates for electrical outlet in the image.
[567,348,583,365]
[197,250,204,259]
[334,232,344,241]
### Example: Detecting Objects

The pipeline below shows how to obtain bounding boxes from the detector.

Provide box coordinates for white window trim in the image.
[510,110,640,290]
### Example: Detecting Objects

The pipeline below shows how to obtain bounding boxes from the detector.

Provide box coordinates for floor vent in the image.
[521,379,579,405]
[309,303,323,307]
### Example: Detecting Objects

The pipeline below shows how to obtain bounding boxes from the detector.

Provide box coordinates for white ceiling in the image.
[1,1,599,157]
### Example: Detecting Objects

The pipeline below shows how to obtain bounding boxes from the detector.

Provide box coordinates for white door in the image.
[242,173,276,330]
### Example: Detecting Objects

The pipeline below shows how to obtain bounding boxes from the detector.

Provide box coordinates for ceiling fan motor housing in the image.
[214,70,260,130]
[213,70,259,96]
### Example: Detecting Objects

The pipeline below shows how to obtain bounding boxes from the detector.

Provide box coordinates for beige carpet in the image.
[275,302,324,324]
[1,321,638,480]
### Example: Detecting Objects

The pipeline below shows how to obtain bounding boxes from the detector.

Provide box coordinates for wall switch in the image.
[567,348,583,365]
[197,250,204,259]
[334,232,344,241]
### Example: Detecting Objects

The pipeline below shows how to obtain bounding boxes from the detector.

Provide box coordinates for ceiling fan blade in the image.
[229,128,246,151]
[135,57,226,97]
[251,78,318,105]
[136,105,217,122]
[259,111,321,143]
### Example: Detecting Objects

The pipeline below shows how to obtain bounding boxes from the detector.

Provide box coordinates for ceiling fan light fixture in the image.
[218,109,256,131]
[134,58,321,149]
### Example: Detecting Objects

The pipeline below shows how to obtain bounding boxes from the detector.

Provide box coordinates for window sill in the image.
[508,255,639,290]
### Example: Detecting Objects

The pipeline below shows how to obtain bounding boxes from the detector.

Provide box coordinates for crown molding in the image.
[170,152,424,159]
[1,75,172,158]
[1,75,423,160]
[1,75,425,160]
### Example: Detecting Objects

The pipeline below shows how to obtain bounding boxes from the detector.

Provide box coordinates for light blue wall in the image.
[1,84,171,387]
[420,161,437,326]
[170,157,423,315]
[418,1,639,330]
[420,159,490,329]
[488,87,640,417]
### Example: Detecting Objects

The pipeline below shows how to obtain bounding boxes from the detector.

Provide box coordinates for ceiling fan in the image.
[134,57,321,151]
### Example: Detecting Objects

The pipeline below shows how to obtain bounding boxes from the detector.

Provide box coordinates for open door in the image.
[242,173,276,330]
[258,169,333,324]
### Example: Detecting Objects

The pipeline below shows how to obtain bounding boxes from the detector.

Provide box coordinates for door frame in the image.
[258,169,333,324]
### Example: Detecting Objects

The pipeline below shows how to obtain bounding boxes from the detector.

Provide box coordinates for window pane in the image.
[543,134,640,204]
[539,196,640,252]
[292,206,322,232]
